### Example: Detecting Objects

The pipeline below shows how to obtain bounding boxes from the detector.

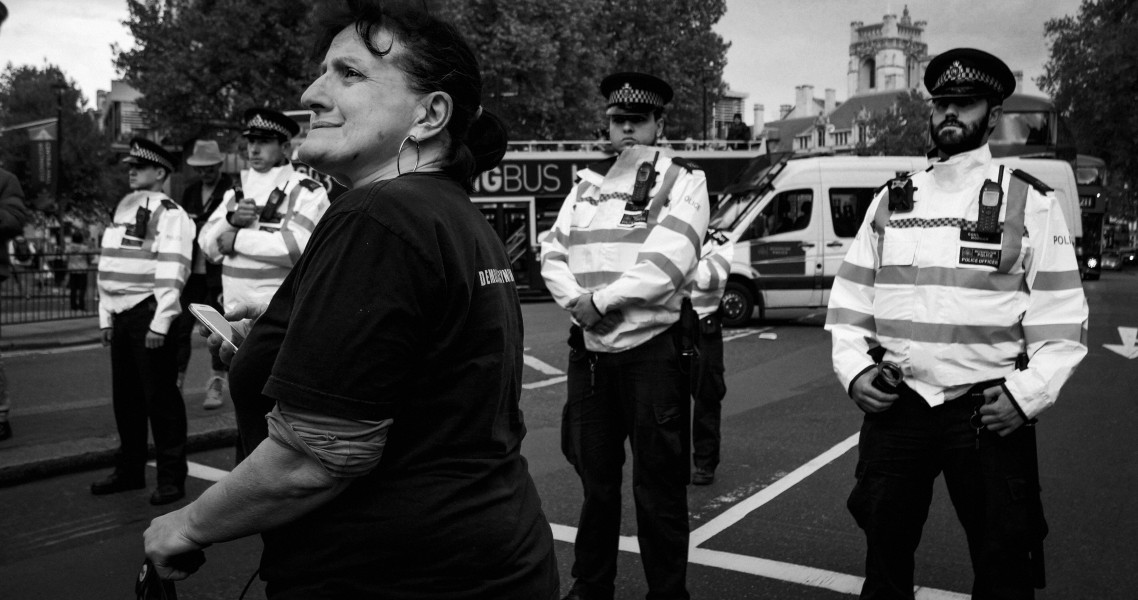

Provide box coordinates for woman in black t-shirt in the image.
[143,3,559,598]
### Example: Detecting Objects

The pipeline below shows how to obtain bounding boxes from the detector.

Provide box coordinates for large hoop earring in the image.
[397,135,420,176]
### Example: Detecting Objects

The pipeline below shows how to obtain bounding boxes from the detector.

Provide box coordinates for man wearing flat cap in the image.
[198,110,329,428]
[827,48,1087,599]
[92,137,196,506]
[542,71,709,600]
[172,140,233,408]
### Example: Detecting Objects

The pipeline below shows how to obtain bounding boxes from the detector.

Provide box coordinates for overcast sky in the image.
[1,0,1084,124]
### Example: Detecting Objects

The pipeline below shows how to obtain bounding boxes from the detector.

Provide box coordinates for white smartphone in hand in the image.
[188,303,235,346]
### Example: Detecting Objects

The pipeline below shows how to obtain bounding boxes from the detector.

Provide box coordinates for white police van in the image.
[712,153,1081,327]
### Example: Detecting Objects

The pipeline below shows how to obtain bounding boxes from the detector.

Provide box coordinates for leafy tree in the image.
[114,0,318,144]
[437,0,610,141]
[115,0,730,144]
[1038,0,1138,204]
[0,64,121,213]
[855,90,931,156]
[596,0,731,140]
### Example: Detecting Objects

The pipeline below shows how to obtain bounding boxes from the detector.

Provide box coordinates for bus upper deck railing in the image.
[504,139,763,153]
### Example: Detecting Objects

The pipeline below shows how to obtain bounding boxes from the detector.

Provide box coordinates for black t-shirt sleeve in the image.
[262,210,440,421]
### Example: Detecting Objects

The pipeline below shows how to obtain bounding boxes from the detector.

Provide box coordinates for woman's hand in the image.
[198,302,269,366]
[143,509,208,581]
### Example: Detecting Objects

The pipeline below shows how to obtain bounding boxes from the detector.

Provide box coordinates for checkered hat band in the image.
[130,145,172,171]
[935,61,1003,94]
[246,114,291,138]
[608,88,664,108]
[889,217,1003,233]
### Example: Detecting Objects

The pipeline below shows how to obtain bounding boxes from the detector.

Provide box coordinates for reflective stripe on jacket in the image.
[825,145,1087,419]
[540,146,710,352]
[98,191,194,334]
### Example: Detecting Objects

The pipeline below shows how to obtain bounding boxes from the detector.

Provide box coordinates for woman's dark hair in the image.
[313,0,508,189]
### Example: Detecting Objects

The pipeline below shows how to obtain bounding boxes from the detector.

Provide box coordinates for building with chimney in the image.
[762,6,934,154]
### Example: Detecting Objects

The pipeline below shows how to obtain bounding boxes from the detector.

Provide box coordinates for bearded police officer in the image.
[541,72,709,600]
[92,138,195,505]
[197,108,329,427]
[826,48,1088,599]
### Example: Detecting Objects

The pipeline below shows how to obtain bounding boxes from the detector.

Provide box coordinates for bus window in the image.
[829,188,878,237]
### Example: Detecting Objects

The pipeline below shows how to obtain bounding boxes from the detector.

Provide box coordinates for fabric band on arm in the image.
[999,173,1029,274]
[265,400,393,479]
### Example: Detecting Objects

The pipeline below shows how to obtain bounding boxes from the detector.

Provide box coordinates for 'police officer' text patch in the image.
[959,246,1001,268]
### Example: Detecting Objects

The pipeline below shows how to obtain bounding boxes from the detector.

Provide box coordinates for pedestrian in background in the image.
[8,234,35,298]
[691,230,734,486]
[826,48,1088,599]
[726,113,751,150]
[173,139,231,405]
[64,230,91,311]
[143,3,558,597]
[197,108,329,420]
[541,71,710,600]
[91,138,195,506]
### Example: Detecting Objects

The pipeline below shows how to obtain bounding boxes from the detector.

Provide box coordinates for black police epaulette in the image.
[671,157,703,173]
[586,156,618,177]
[297,178,323,192]
[1010,169,1053,194]
[160,199,179,210]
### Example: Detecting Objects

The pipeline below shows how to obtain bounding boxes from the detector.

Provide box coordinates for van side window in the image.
[741,189,813,241]
[829,188,878,238]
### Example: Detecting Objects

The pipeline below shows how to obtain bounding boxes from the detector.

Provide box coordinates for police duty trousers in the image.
[848,382,1046,600]
[562,326,691,600]
[692,312,726,473]
[110,296,188,487]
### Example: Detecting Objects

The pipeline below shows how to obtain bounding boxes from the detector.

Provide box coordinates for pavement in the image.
[0,317,237,487]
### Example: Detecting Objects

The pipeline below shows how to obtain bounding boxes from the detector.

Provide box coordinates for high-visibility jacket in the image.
[825,144,1088,420]
[98,191,195,335]
[540,145,710,353]
[198,163,329,311]
[693,234,734,318]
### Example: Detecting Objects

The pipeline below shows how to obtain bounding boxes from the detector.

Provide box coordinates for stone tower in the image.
[847,6,929,97]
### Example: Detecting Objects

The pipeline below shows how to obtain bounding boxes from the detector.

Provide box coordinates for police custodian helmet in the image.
[601,72,674,115]
[924,48,1016,101]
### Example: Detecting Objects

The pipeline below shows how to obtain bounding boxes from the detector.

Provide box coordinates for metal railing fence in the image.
[3,251,100,325]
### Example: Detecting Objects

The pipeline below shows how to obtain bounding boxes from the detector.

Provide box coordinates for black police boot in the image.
[90,472,146,495]
[692,468,715,485]
[149,484,185,506]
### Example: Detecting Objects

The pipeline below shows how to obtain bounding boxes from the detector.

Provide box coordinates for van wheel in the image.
[720,282,754,328]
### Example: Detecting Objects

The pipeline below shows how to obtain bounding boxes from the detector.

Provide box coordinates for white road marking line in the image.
[689,432,859,547]
[722,326,772,343]
[148,460,229,482]
[167,437,964,597]
[523,354,565,375]
[550,523,966,599]
[522,375,567,390]
[5,343,103,358]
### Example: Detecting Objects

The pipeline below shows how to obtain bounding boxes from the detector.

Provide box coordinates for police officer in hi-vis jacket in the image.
[92,138,195,506]
[197,108,329,430]
[541,71,709,600]
[826,48,1088,599]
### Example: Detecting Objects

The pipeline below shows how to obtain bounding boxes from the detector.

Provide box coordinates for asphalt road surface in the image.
[2,269,1136,599]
